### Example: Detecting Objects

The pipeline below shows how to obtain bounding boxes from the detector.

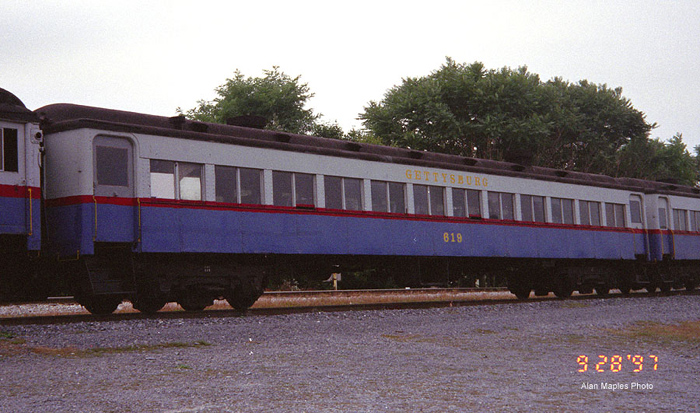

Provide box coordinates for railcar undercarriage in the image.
[62,243,269,315]
[504,258,699,300]
[58,244,700,314]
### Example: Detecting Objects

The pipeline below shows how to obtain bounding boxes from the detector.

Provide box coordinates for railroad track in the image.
[0,287,695,326]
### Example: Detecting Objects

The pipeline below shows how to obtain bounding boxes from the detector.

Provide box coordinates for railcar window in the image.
[1,128,19,172]
[215,166,237,203]
[344,178,363,211]
[324,176,363,211]
[215,166,262,204]
[614,204,625,227]
[521,194,546,223]
[658,207,668,229]
[605,203,626,228]
[371,180,406,213]
[371,181,388,212]
[178,163,202,201]
[453,188,481,218]
[414,185,429,215]
[467,189,481,217]
[324,176,343,209]
[488,192,514,220]
[691,211,700,232]
[453,188,466,217]
[629,200,643,224]
[551,198,574,224]
[488,193,498,219]
[295,173,315,207]
[673,209,688,231]
[150,160,176,199]
[414,185,444,216]
[239,168,262,204]
[273,171,293,207]
[579,200,602,226]
[430,186,445,216]
[95,146,129,187]
[389,182,406,214]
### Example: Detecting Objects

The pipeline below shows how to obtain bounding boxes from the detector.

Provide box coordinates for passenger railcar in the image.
[0,89,43,300]
[34,101,700,313]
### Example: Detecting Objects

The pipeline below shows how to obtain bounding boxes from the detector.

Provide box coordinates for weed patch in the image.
[1,340,212,358]
[381,333,423,342]
[473,328,497,334]
[607,320,700,344]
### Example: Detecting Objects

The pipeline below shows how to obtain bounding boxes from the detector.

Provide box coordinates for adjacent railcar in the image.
[34,102,700,314]
[0,89,43,300]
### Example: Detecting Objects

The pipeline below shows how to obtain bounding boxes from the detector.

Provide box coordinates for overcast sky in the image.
[3,0,699,150]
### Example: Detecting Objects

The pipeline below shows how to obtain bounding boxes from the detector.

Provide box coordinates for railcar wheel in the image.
[595,287,610,297]
[659,282,672,293]
[225,276,266,311]
[177,293,212,312]
[225,289,258,311]
[616,272,633,295]
[685,279,697,292]
[78,295,122,315]
[133,279,167,314]
[553,275,574,299]
[508,284,531,300]
[180,302,206,312]
[133,297,167,314]
[617,280,632,295]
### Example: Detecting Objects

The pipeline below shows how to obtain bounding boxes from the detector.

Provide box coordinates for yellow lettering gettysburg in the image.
[405,169,488,187]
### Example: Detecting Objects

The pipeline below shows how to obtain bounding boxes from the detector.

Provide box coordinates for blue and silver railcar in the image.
[36,102,700,313]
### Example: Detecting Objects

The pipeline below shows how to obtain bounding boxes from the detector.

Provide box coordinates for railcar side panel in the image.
[132,202,642,260]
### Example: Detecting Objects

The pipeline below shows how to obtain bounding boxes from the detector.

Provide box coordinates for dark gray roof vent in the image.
[226,115,267,129]
[274,132,291,143]
[169,115,187,130]
[189,122,208,133]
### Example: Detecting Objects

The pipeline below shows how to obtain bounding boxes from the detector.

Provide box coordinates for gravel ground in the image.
[1,295,699,412]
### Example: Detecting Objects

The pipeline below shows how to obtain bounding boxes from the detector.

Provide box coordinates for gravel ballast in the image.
[1,295,699,412]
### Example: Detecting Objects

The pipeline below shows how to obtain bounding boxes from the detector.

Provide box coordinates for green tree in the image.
[616,133,697,186]
[179,67,319,135]
[359,58,664,180]
[311,121,345,140]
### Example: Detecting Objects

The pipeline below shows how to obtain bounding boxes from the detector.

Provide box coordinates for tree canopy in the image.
[179,67,319,135]
[360,58,697,185]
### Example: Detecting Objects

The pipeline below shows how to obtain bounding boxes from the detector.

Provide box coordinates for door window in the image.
[94,136,133,197]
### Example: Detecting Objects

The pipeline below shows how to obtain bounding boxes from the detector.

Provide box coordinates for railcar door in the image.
[656,196,672,260]
[628,194,646,257]
[92,136,136,243]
